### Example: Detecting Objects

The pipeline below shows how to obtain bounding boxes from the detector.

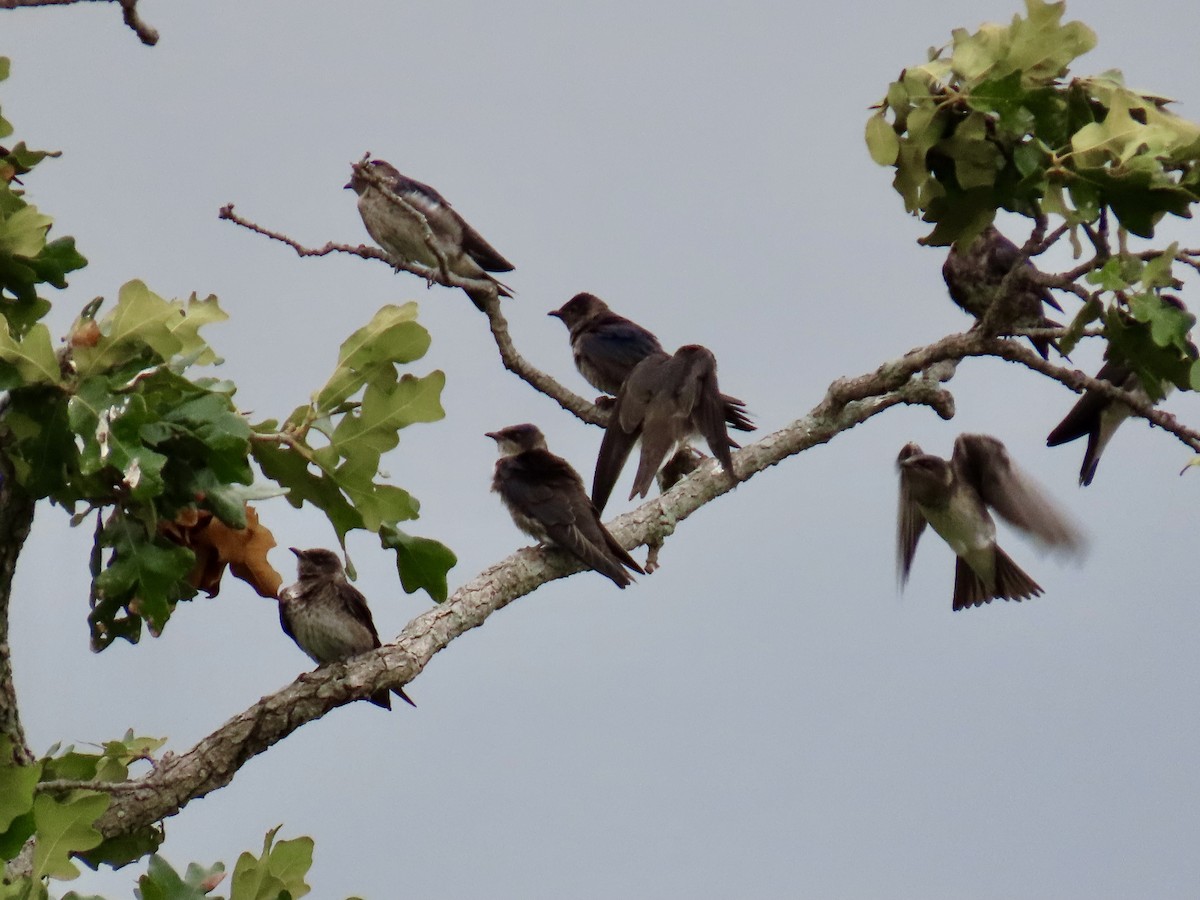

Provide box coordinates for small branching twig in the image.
[0,0,158,45]
[220,207,607,425]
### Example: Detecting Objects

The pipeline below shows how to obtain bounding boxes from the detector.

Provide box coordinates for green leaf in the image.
[251,437,363,542]
[0,319,61,385]
[230,826,313,900]
[329,369,446,465]
[316,302,431,411]
[380,525,457,603]
[0,202,51,258]
[136,854,225,900]
[0,741,42,832]
[864,113,899,166]
[31,792,109,880]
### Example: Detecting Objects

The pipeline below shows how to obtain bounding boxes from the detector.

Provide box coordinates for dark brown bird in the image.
[897,434,1083,611]
[278,547,415,709]
[548,292,754,432]
[1047,296,1192,485]
[346,158,513,308]
[487,423,644,588]
[942,225,1063,359]
[592,345,737,513]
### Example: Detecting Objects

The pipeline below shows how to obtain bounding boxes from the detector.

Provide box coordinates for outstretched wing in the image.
[952,433,1083,550]
[896,442,928,585]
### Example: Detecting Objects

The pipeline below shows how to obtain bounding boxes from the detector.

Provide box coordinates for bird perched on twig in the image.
[346,158,513,309]
[592,345,739,513]
[278,547,415,709]
[897,434,1083,610]
[942,225,1063,359]
[487,423,644,588]
[548,292,754,433]
[1047,295,1192,486]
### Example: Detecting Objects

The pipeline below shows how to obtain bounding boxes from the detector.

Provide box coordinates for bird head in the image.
[485,423,548,456]
[548,292,608,328]
[290,547,346,579]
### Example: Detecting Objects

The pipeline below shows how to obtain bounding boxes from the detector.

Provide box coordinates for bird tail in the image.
[952,549,1043,611]
[464,277,512,310]
[367,685,417,710]
[721,394,755,432]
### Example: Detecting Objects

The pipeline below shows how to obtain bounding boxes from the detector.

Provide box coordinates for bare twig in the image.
[0,0,158,45]
[220,207,607,425]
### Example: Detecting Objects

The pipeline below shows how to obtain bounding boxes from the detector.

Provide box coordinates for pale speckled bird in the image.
[897,434,1083,611]
[278,547,415,709]
[346,158,513,309]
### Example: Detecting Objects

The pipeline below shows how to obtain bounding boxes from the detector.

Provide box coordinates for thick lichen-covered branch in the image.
[83,341,957,837]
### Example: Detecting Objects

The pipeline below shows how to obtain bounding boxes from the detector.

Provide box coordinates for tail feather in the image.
[368,685,416,710]
[952,549,1043,611]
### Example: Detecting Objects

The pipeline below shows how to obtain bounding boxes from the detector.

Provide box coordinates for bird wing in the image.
[458,220,515,273]
[507,452,640,583]
[335,580,382,648]
[895,443,928,585]
[1046,359,1132,445]
[952,433,1083,550]
[577,316,663,390]
[592,353,669,511]
[672,345,735,475]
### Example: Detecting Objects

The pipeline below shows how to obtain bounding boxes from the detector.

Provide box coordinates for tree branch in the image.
[219,206,607,426]
[0,451,37,767]
[0,0,158,45]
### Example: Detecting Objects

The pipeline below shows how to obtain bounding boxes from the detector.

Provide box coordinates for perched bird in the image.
[548,292,754,432]
[346,158,513,308]
[942,225,1063,359]
[1046,296,1191,486]
[897,434,1083,611]
[487,423,644,588]
[278,547,415,709]
[1046,360,1147,486]
[592,345,737,513]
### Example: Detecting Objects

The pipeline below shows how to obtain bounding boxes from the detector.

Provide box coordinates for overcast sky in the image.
[6,1,1200,897]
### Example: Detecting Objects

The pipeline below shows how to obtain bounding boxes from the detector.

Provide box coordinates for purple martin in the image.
[487,423,645,589]
[592,345,737,513]
[1046,296,1191,486]
[278,547,415,709]
[548,292,754,432]
[942,226,1063,359]
[1045,359,1147,486]
[346,158,513,308]
[897,434,1083,611]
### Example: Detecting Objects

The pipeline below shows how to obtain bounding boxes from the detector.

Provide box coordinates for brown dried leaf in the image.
[161,505,283,599]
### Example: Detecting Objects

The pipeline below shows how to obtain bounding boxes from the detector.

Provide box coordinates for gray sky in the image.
[6,1,1200,897]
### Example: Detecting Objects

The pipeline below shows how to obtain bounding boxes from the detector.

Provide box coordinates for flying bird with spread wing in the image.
[897,434,1083,610]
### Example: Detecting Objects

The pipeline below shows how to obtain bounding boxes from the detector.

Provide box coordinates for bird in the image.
[942,225,1063,359]
[346,158,513,309]
[897,434,1083,611]
[278,547,415,709]
[548,292,754,431]
[1046,295,1191,486]
[487,423,644,588]
[592,345,737,513]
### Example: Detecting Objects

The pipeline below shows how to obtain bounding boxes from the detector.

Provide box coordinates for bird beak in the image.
[547,309,563,319]
[484,431,499,441]
[343,182,353,190]
[289,547,302,558]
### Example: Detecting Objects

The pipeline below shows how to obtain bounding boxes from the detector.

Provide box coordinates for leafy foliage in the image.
[252,303,456,601]
[866,0,1200,244]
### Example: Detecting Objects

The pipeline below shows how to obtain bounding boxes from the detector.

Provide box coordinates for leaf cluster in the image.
[865,0,1200,244]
